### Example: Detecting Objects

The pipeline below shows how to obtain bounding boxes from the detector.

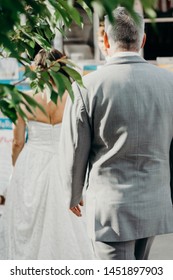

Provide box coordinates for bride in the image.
[2,49,94,260]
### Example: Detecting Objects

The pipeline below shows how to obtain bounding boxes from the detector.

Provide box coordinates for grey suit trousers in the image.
[92,237,155,260]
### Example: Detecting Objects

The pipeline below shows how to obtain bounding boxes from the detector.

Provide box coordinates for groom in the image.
[60,7,173,260]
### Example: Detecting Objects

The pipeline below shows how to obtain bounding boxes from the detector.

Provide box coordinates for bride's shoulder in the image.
[22,90,36,99]
[22,90,47,102]
[22,90,39,97]
[22,90,34,95]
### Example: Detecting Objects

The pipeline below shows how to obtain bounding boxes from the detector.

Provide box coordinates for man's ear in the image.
[141,33,146,49]
[104,32,110,49]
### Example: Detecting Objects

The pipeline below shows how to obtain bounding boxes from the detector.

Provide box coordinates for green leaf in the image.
[29,41,35,49]
[17,105,28,121]
[50,90,59,104]
[44,25,54,41]
[58,72,74,101]
[18,56,31,64]
[62,66,84,87]
[77,0,93,22]
[58,0,83,27]
[30,80,39,90]
[58,58,79,69]
[21,100,36,116]
[144,7,156,19]
[40,71,50,81]
[50,63,60,72]
[0,99,17,122]
[25,45,35,58]
[21,92,46,115]
[25,66,37,80]
[49,0,72,27]
[0,34,19,57]
[11,92,22,105]
[49,70,66,96]
[32,33,51,50]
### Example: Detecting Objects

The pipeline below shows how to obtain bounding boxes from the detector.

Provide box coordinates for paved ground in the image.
[149,233,173,260]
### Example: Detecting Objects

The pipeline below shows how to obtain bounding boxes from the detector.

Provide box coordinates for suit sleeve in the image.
[60,82,91,208]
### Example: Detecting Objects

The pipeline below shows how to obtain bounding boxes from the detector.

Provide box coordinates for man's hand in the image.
[0,195,5,205]
[70,200,84,217]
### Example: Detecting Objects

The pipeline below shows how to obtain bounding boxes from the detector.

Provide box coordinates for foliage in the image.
[0,0,157,122]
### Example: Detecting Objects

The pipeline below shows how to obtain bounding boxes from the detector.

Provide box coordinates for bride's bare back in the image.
[24,90,67,125]
[12,90,68,165]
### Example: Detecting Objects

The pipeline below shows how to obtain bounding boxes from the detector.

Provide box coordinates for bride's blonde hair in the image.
[34,48,70,83]
[34,48,65,69]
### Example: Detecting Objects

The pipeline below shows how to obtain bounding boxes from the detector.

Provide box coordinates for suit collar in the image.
[105,54,148,66]
[109,51,141,58]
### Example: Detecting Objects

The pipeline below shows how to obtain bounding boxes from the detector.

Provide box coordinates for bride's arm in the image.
[12,115,26,166]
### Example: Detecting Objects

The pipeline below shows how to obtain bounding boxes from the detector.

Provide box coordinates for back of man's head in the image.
[105,6,145,52]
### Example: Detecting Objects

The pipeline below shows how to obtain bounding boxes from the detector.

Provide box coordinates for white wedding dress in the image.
[2,121,94,260]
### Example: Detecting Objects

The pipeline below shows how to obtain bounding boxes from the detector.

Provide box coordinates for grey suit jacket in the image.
[60,55,173,242]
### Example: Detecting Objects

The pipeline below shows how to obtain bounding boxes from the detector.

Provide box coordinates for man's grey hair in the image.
[105,7,145,52]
